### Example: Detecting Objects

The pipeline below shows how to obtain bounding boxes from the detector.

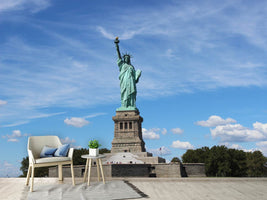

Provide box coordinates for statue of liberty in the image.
[114,37,141,111]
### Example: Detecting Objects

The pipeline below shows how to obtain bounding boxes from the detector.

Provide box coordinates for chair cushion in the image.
[35,156,71,164]
[40,146,57,158]
[28,136,62,159]
[54,144,70,157]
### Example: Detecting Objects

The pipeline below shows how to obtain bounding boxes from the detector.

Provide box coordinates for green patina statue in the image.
[114,37,141,111]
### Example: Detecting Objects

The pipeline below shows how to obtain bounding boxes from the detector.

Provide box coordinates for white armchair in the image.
[26,136,75,192]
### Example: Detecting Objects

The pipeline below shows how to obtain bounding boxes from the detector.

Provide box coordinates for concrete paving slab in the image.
[126,178,267,200]
[1,177,267,200]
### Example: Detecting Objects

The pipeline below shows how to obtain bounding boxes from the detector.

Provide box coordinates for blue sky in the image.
[1,0,267,177]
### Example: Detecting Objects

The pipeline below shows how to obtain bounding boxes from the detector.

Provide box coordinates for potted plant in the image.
[88,139,101,156]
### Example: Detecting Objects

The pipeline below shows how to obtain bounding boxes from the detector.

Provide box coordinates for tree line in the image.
[181,145,267,177]
[20,146,267,177]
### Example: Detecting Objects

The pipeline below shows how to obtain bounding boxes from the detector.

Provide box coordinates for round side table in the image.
[81,154,106,186]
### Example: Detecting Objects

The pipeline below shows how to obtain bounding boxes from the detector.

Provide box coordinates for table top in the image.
[81,154,106,159]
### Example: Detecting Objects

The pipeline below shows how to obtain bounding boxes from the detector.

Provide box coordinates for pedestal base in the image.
[111,110,145,153]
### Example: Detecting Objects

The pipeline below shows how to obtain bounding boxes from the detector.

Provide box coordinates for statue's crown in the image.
[123,53,132,58]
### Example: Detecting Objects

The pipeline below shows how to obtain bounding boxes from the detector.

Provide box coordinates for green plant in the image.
[88,139,101,149]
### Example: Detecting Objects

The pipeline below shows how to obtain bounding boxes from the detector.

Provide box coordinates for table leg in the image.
[99,159,105,184]
[96,159,100,181]
[83,158,89,182]
[87,158,92,186]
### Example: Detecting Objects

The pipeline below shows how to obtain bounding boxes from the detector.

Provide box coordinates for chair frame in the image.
[25,136,75,192]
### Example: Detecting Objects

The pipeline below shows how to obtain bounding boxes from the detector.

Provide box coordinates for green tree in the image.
[99,148,111,154]
[182,149,199,163]
[228,149,247,177]
[72,148,89,165]
[182,145,261,177]
[182,147,210,163]
[171,157,181,163]
[20,156,49,177]
[247,151,267,177]
[206,146,231,177]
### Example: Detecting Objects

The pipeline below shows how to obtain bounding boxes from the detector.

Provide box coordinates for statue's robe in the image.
[117,58,141,108]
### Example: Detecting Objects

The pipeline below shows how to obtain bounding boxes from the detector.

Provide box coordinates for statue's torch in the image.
[114,36,119,44]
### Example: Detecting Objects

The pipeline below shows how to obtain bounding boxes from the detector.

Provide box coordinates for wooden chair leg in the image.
[30,166,35,192]
[71,162,75,186]
[58,164,63,181]
[26,165,32,186]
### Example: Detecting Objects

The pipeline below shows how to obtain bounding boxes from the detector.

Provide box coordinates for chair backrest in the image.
[28,136,62,159]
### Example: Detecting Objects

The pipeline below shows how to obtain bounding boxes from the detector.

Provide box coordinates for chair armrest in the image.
[28,149,36,164]
[68,148,74,159]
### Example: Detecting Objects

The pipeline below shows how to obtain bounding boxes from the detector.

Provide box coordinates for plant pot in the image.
[89,148,99,156]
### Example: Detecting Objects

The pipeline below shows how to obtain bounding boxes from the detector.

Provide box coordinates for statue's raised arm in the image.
[114,37,122,60]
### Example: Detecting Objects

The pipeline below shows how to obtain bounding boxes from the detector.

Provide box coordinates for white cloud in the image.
[211,122,267,142]
[12,130,21,137]
[142,128,160,140]
[164,49,180,60]
[171,128,184,134]
[253,122,267,133]
[171,140,194,150]
[161,128,167,135]
[62,113,105,129]
[257,141,267,146]
[199,117,267,146]
[1,121,29,127]
[219,142,255,152]
[149,146,172,156]
[196,115,237,127]
[1,112,65,128]
[60,136,76,144]
[96,26,143,40]
[0,100,7,106]
[227,143,243,150]
[6,138,18,142]
[29,112,65,119]
[0,0,51,13]
[0,35,118,124]
[96,26,115,40]
[84,113,106,119]
[64,117,90,128]
[2,130,30,142]
[1,1,267,126]
[256,141,267,156]
[72,60,88,69]
[0,161,21,177]
[60,136,81,149]
[3,161,13,167]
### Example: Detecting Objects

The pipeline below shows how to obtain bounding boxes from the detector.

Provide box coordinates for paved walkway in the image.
[127,177,267,200]
[1,177,267,200]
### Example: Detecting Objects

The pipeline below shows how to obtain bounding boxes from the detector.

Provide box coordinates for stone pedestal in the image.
[111,110,146,153]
